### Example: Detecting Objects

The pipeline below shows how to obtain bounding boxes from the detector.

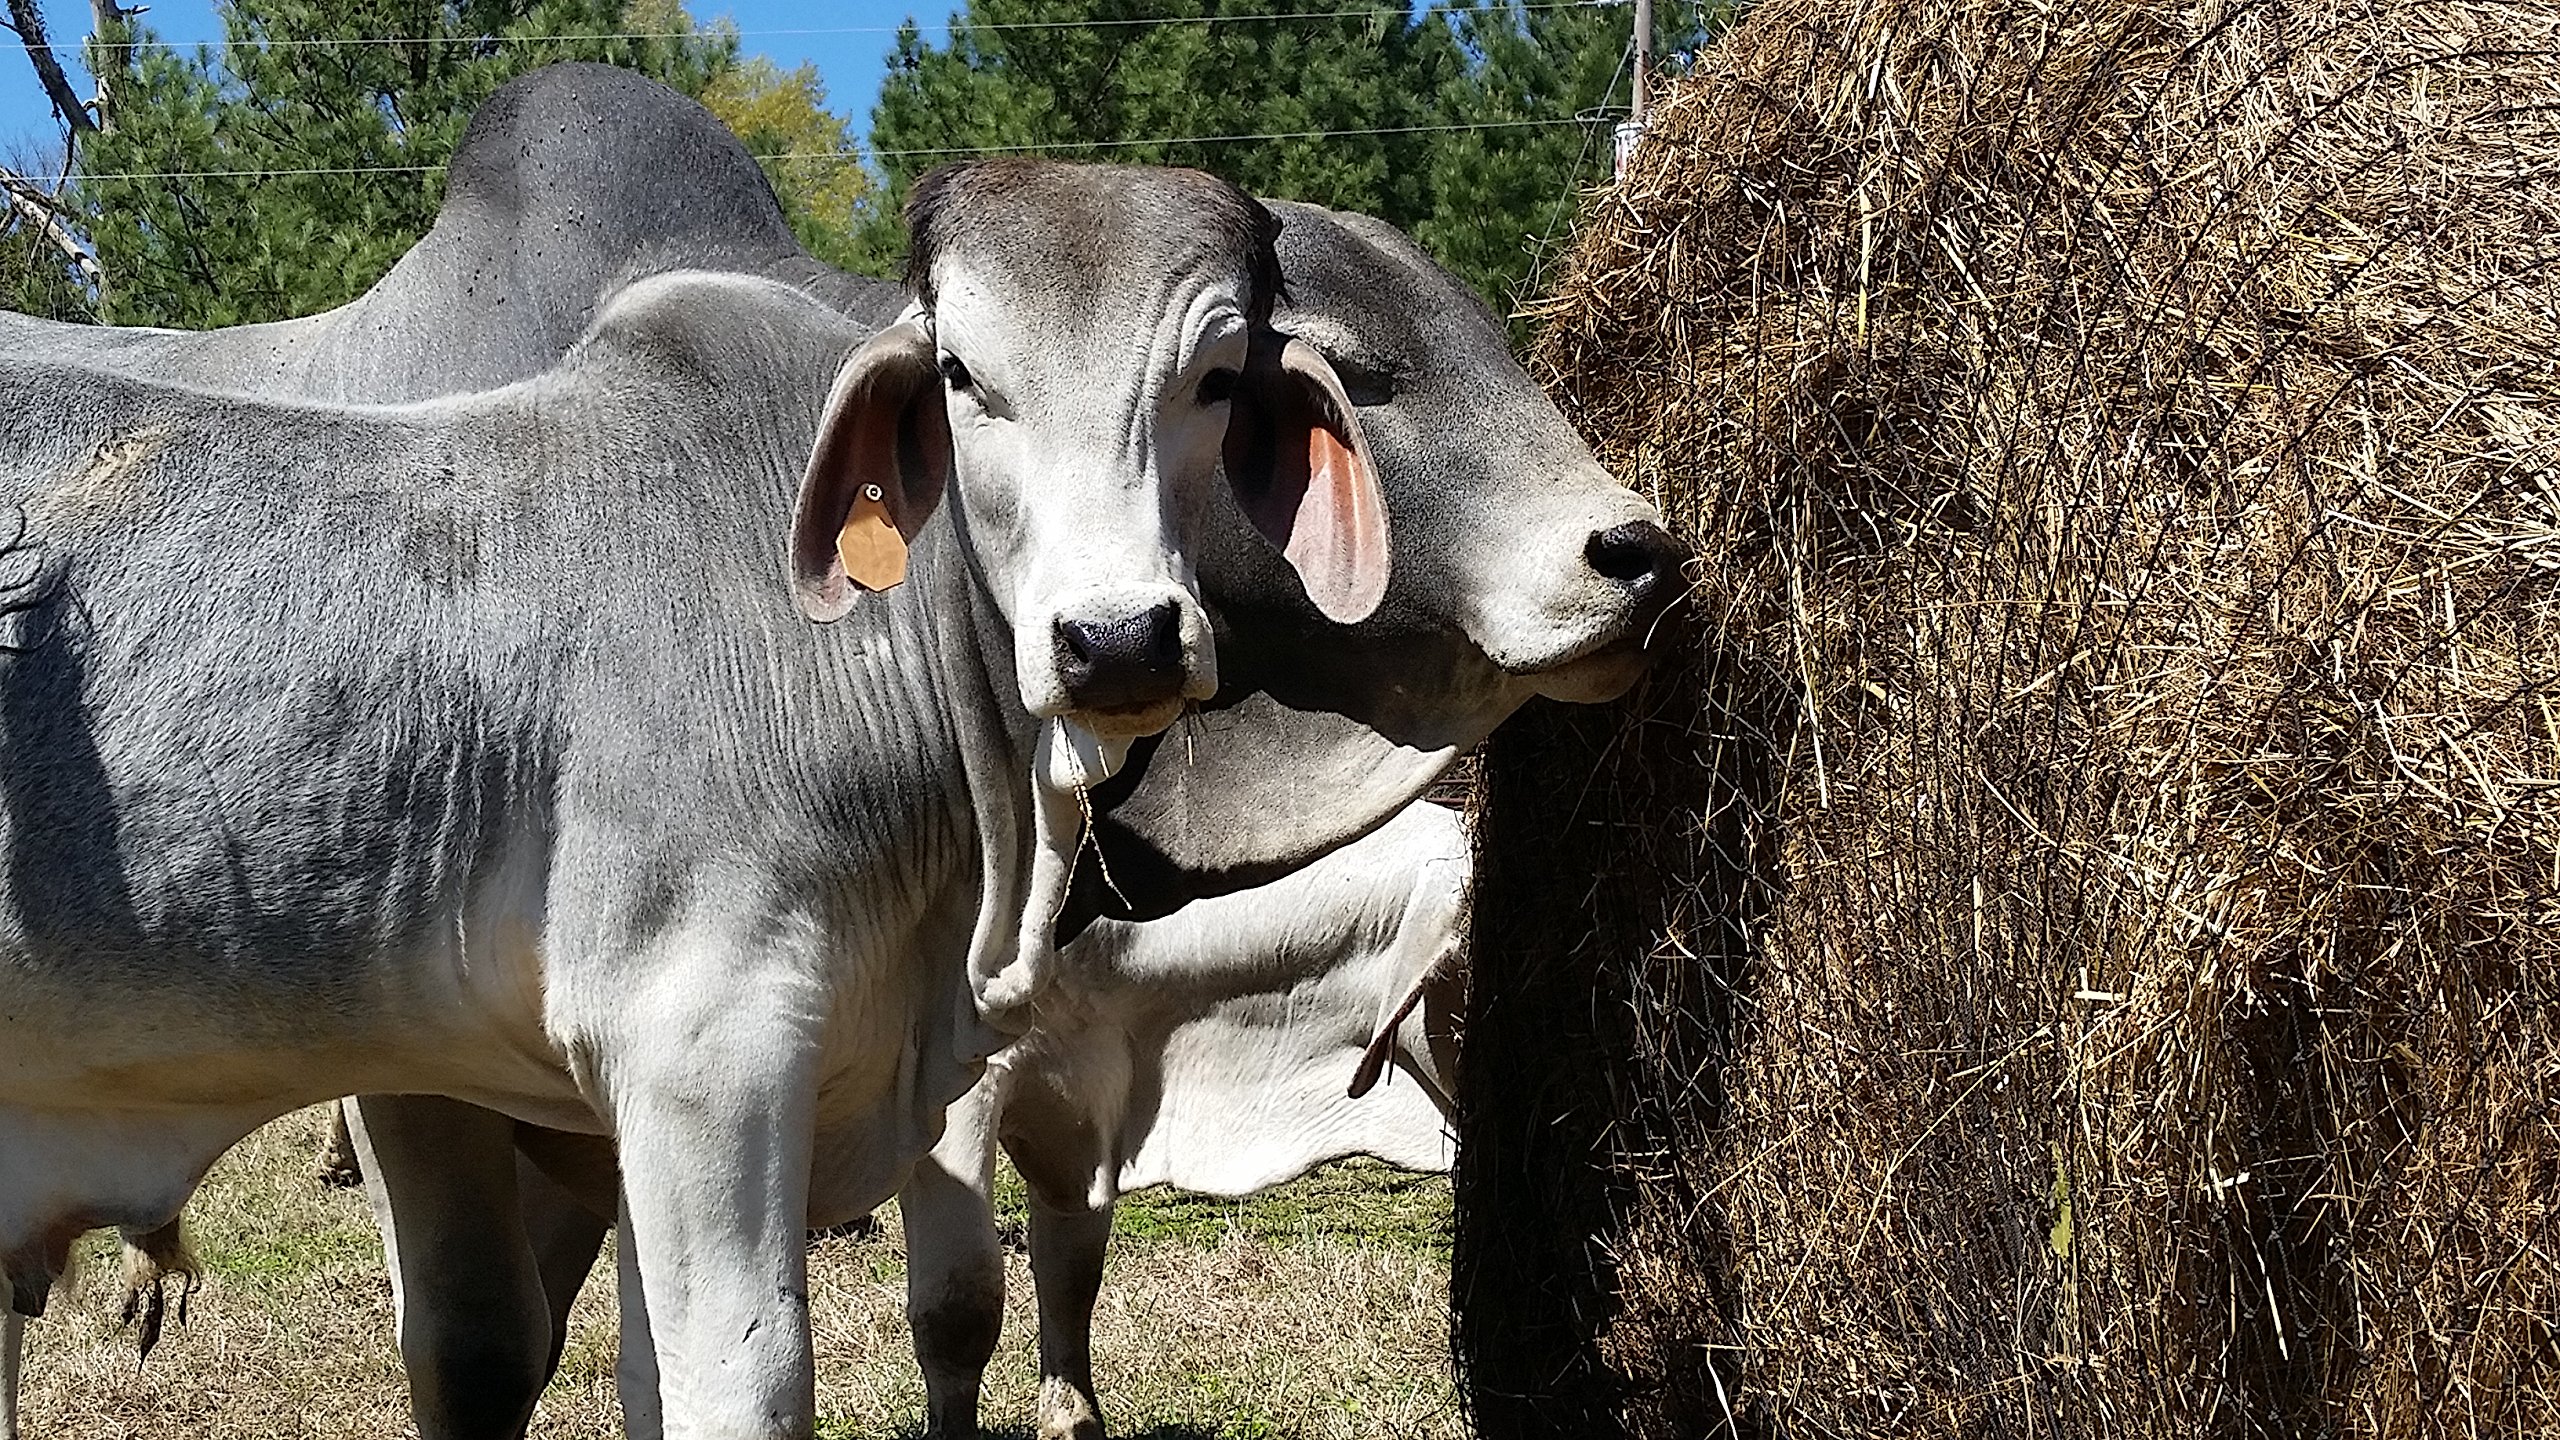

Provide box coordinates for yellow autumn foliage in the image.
[702,57,872,264]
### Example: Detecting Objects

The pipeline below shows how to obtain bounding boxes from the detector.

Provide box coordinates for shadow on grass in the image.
[875,1427,1230,1440]
[870,1414,1228,1424]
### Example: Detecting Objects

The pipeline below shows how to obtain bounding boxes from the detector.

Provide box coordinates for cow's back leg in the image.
[350,1095,556,1440]
[1026,1199,1112,1440]
[901,1082,1006,1440]
[316,1101,364,1188]
[115,1218,199,1362]
[509,1133,615,1378]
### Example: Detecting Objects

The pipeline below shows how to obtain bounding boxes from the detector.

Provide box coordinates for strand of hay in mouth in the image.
[1458,0,2560,1435]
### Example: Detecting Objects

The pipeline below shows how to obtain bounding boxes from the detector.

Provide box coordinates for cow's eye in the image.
[938,355,973,391]
[1331,359,1397,408]
[1197,367,1240,406]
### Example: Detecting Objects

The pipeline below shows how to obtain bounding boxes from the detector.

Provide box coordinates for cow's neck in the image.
[867,516,1071,1044]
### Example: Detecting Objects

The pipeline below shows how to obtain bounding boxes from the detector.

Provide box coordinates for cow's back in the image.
[0,368,568,1072]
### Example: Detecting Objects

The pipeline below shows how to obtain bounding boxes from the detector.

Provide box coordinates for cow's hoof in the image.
[1035,1378,1105,1440]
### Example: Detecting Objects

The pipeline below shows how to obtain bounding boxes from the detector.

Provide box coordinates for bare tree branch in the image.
[0,165,100,289]
[6,0,96,135]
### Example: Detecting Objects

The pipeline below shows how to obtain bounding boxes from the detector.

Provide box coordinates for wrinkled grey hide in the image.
[898,799,1467,1440]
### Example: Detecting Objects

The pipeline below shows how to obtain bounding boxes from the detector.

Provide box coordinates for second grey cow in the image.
[899,799,1468,1440]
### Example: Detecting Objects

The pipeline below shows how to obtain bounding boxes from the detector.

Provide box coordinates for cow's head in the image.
[789,161,1389,743]
[1072,202,1688,921]
[1269,207,1685,706]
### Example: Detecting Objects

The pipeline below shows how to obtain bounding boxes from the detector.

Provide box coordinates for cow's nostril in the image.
[1585,520,1686,590]
[1054,603,1185,711]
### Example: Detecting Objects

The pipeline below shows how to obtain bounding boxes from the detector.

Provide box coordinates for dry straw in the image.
[1457,0,2560,1435]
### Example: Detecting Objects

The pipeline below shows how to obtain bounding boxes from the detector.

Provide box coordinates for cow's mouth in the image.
[1066,696,1187,741]
[1527,639,1653,703]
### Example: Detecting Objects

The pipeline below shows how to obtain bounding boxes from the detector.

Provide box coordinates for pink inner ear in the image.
[1282,426,1389,623]
[1309,428,1357,488]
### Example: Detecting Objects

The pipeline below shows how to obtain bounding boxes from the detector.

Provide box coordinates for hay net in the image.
[1513,0,2560,1432]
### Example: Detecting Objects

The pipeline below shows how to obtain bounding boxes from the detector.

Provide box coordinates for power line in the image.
[81,1,1620,53]
[1521,26,1633,302]
[24,115,1595,185]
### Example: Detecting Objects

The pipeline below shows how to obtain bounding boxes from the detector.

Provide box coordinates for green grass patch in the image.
[982,1157,1452,1259]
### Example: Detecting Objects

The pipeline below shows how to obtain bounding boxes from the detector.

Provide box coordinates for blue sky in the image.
[1,0,939,161]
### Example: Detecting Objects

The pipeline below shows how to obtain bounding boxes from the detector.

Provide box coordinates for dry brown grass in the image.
[15,1110,1460,1439]
[1461,0,2560,1434]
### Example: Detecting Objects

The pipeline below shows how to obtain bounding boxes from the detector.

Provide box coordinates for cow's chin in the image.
[1066,697,1187,741]
[1527,643,1653,704]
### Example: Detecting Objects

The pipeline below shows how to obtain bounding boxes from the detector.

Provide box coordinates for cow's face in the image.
[1263,204,1687,706]
[789,162,1389,744]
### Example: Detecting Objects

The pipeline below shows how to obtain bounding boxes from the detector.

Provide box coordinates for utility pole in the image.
[1615,0,1653,180]
[1633,0,1653,124]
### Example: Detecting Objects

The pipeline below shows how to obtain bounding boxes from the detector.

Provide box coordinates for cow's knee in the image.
[912,1274,1003,1375]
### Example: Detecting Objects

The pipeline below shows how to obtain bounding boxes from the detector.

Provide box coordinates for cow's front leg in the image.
[900,1082,1007,1439]
[615,1206,668,1440]
[603,993,820,1440]
[1028,1199,1114,1440]
[3,1301,22,1440]
[350,1095,558,1440]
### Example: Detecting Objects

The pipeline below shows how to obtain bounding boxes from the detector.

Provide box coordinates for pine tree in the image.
[857,0,1718,314]
[859,0,1463,273]
[1421,0,1678,312]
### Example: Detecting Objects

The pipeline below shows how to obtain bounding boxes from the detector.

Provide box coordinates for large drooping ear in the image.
[1222,332,1390,624]
[789,318,952,622]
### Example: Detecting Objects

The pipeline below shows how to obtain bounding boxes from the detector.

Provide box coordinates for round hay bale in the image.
[1457,0,2560,1435]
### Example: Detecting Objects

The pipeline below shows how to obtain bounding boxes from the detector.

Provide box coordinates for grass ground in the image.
[15,1108,1462,1439]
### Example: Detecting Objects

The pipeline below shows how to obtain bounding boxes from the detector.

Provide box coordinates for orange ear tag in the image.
[836,482,908,592]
